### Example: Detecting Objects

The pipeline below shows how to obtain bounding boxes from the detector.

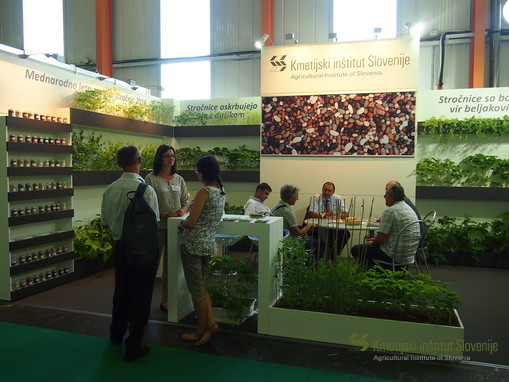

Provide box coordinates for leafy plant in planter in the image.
[205,255,257,325]
[425,214,509,266]
[415,155,509,187]
[74,215,114,262]
[274,236,462,326]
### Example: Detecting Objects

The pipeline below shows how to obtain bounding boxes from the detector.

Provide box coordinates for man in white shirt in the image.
[308,182,349,218]
[308,182,350,259]
[101,145,159,362]
[244,182,272,215]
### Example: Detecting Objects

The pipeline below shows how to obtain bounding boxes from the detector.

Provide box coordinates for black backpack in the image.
[120,182,159,268]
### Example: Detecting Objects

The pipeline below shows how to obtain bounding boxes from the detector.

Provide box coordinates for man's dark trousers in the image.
[109,241,159,351]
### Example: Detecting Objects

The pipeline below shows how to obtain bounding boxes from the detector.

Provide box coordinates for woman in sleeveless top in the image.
[178,155,226,345]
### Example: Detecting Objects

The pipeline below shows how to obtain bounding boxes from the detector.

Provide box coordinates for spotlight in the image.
[285,33,298,44]
[255,33,269,49]
[18,50,29,59]
[503,0,509,24]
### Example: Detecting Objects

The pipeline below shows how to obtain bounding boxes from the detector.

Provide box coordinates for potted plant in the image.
[268,236,464,357]
[73,215,114,278]
[205,255,257,325]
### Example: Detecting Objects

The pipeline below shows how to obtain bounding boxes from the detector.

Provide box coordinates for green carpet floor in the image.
[0,321,388,382]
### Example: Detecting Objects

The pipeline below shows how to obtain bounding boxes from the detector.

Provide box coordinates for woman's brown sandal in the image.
[196,323,219,346]
[182,331,202,342]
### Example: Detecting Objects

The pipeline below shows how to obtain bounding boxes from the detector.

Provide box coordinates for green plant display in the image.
[224,202,244,215]
[72,129,260,172]
[74,215,114,262]
[206,255,258,325]
[415,155,509,187]
[72,89,174,125]
[274,236,462,325]
[355,267,461,325]
[420,115,509,142]
[414,158,462,186]
[425,213,509,265]
[72,130,106,171]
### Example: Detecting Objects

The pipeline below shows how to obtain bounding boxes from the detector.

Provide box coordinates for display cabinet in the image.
[1,116,74,301]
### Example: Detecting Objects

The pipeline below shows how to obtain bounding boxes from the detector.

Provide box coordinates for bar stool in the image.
[248,229,290,264]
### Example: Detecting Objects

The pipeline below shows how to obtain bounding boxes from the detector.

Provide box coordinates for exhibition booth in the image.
[1,36,508,356]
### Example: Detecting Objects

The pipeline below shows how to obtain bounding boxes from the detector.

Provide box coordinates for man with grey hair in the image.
[385,180,421,220]
[351,183,420,269]
[271,184,318,252]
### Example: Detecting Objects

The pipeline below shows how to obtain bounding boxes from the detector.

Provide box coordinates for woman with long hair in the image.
[178,155,225,345]
[145,144,189,311]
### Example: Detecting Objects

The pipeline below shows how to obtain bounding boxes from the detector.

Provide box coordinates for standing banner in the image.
[260,38,420,156]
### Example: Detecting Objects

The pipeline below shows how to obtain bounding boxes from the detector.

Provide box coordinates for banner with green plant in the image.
[175,98,261,126]
[72,129,260,171]
[73,88,174,125]
[415,154,509,187]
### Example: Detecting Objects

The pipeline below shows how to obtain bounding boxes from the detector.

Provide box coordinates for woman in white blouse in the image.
[145,144,189,311]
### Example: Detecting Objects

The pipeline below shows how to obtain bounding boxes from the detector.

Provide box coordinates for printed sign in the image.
[418,88,509,120]
[261,38,420,96]
[175,97,261,126]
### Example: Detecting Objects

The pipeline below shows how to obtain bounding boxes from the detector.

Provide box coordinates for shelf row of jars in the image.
[11,203,68,217]
[8,135,68,145]
[8,109,68,124]
[11,246,70,267]
[10,159,68,168]
[13,266,71,290]
[9,182,68,192]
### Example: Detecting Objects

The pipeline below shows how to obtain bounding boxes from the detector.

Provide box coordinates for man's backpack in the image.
[120,182,159,268]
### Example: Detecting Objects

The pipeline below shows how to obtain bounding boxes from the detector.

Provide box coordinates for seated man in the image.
[385,180,421,220]
[308,182,351,259]
[271,184,318,254]
[351,184,420,270]
[309,182,349,219]
[244,182,272,215]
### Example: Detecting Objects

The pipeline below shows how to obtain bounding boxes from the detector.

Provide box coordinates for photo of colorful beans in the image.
[261,92,416,156]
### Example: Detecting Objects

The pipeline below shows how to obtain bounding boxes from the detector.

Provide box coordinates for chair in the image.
[375,220,425,272]
[415,210,437,274]
[248,229,290,264]
[214,233,243,256]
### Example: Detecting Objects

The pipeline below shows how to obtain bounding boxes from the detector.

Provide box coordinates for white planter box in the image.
[267,306,464,357]
[213,299,257,326]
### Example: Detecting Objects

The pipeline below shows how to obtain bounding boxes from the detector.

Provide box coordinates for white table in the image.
[305,218,380,232]
[166,214,283,334]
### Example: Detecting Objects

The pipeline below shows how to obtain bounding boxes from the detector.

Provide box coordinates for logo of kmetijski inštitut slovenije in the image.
[269,55,287,72]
